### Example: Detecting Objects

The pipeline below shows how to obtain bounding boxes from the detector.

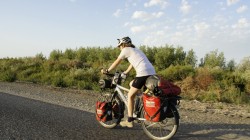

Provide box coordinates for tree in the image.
[35,53,46,61]
[76,47,88,62]
[174,46,186,65]
[154,46,175,70]
[227,59,236,71]
[139,46,157,64]
[49,50,63,61]
[185,49,197,67]
[64,48,76,60]
[199,58,204,67]
[203,49,226,68]
[237,56,250,72]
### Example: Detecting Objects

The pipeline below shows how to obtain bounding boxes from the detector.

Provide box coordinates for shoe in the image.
[120,120,133,128]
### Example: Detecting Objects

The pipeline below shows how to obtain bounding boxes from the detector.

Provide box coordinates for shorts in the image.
[132,75,151,89]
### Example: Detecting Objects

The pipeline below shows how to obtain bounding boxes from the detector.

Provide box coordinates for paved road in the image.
[1,92,250,140]
[0,92,150,140]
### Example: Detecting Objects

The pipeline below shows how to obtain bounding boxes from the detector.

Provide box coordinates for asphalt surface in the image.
[0,92,150,140]
[1,91,250,140]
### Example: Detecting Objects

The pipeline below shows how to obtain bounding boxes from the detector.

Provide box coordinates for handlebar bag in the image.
[96,101,112,122]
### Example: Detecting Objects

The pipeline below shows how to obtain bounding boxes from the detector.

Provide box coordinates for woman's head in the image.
[117,37,135,48]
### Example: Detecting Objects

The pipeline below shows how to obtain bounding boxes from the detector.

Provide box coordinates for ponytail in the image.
[124,42,135,48]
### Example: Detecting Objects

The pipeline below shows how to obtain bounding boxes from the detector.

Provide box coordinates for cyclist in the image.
[101,36,156,128]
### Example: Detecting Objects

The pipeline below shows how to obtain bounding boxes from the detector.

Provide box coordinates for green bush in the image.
[0,69,17,82]
[77,80,92,90]
[197,90,218,103]
[210,67,225,81]
[242,70,250,92]
[158,65,195,81]
[220,86,249,104]
[45,71,68,87]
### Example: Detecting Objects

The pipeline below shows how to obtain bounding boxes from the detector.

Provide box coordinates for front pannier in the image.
[96,101,112,122]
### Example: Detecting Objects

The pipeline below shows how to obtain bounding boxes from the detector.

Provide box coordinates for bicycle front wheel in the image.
[96,92,124,129]
[141,105,179,140]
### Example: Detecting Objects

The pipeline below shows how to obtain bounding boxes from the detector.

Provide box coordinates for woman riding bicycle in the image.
[101,36,156,128]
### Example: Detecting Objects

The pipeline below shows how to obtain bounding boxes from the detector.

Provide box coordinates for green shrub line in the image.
[0,46,249,104]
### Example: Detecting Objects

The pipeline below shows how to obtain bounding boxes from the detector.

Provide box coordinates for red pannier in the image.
[158,77,181,96]
[96,101,112,122]
[143,94,161,122]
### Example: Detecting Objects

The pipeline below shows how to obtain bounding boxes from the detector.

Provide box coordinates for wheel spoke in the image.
[96,93,123,129]
[145,122,157,128]
[142,107,179,140]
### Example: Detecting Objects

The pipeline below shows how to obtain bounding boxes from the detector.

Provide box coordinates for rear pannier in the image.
[143,94,175,122]
[143,94,161,122]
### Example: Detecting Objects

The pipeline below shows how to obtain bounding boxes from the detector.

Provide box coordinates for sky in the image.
[0,0,249,63]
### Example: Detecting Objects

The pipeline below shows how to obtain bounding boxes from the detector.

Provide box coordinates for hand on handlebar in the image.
[101,69,109,74]
[121,72,127,79]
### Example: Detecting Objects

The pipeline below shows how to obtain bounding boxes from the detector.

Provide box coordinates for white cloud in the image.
[130,25,147,34]
[227,0,240,6]
[152,12,164,18]
[123,22,133,27]
[144,0,168,9]
[132,11,148,20]
[113,9,122,17]
[194,22,210,32]
[132,11,164,21]
[236,5,248,13]
[180,0,191,15]
[194,22,210,38]
[232,18,249,29]
[69,0,76,2]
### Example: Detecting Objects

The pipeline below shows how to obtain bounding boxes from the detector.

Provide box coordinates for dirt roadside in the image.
[0,81,250,139]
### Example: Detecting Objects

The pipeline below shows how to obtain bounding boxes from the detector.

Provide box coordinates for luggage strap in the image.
[145,99,167,121]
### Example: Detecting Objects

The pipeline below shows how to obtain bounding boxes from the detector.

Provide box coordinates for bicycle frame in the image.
[115,85,129,106]
[114,84,146,121]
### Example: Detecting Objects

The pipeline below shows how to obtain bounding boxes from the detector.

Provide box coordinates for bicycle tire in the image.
[141,105,179,140]
[96,92,124,129]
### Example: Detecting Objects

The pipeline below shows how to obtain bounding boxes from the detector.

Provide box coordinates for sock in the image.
[127,117,134,122]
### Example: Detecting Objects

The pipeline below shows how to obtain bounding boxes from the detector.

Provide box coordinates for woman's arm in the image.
[107,58,122,72]
[124,64,133,74]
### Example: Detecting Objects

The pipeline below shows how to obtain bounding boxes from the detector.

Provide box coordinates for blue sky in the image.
[0,0,249,63]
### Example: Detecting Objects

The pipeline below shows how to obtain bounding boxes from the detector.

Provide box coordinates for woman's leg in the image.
[127,86,139,118]
[120,80,139,127]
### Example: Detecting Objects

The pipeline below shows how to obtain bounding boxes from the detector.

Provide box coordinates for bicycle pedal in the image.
[134,119,141,124]
[133,118,141,123]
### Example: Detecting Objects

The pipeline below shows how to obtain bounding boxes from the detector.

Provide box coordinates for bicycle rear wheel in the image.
[96,92,124,129]
[141,105,179,140]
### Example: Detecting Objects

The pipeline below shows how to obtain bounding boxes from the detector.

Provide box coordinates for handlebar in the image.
[102,72,125,85]
[103,73,115,77]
